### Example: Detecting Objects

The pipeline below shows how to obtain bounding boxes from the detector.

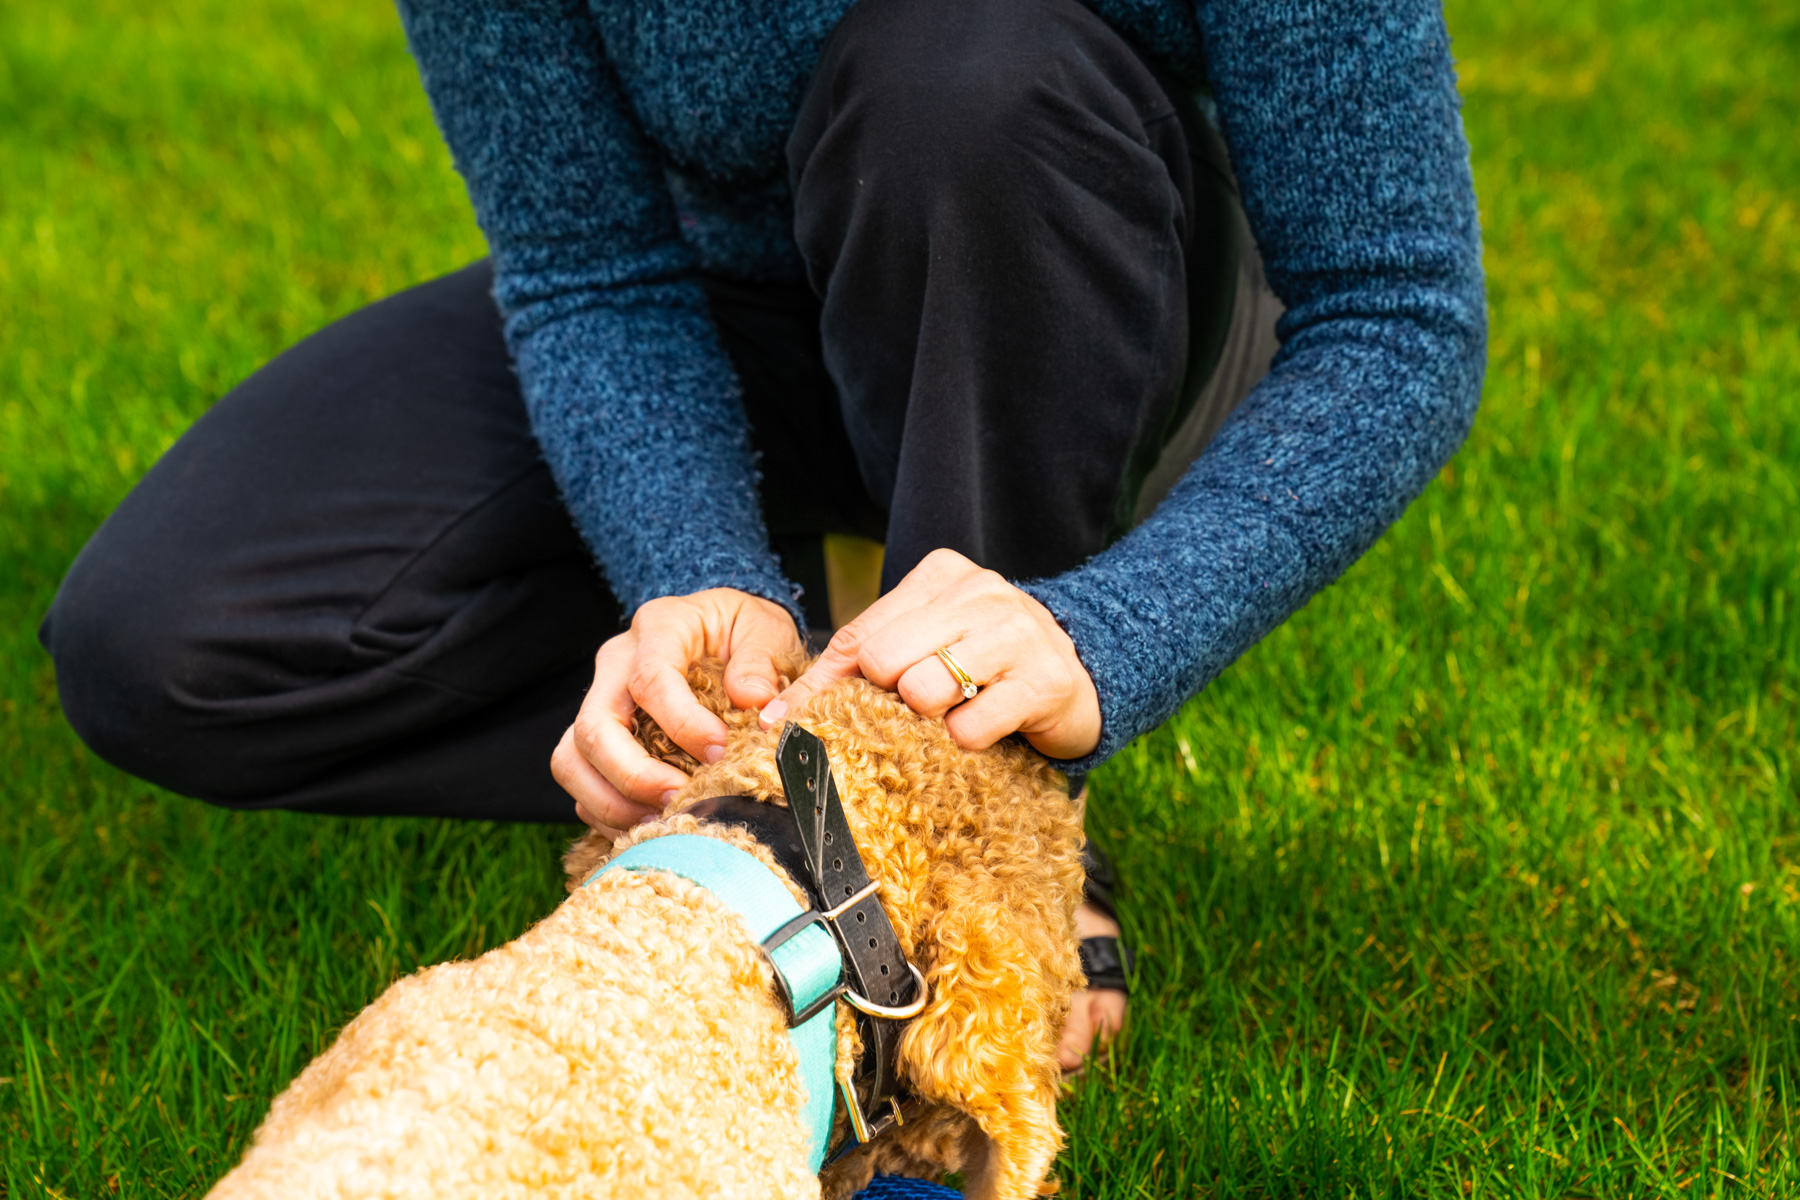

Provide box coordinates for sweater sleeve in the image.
[395,0,803,626]
[1022,0,1488,770]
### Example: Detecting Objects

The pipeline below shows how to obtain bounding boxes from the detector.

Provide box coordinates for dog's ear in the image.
[898,893,1072,1200]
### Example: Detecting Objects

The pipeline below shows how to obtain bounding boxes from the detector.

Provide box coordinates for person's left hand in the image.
[759,548,1101,759]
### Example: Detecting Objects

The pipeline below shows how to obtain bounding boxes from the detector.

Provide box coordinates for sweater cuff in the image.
[1019,574,1151,775]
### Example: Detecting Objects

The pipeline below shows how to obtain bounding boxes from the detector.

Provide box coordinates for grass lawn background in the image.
[2,0,1796,1195]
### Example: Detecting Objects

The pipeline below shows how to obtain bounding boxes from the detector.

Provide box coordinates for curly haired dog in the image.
[205,661,1088,1200]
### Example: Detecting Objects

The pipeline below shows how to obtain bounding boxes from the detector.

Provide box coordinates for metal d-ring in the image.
[843,960,929,1020]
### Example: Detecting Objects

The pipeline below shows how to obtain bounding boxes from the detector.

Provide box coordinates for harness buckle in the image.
[759,908,847,1027]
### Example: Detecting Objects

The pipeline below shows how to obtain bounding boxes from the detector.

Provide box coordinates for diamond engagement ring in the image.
[934,647,980,701]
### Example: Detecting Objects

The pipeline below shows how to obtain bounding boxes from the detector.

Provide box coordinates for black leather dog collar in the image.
[683,794,817,907]
[683,723,922,1157]
[777,724,921,1149]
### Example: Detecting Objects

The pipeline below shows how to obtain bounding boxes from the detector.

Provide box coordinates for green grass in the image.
[2,0,1796,1195]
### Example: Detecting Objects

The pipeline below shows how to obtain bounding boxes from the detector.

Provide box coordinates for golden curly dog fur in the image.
[205,661,1087,1200]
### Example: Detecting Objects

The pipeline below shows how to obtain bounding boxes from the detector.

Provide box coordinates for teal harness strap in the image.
[587,835,842,1168]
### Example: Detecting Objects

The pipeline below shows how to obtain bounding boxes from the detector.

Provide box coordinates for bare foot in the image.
[1058,900,1127,1071]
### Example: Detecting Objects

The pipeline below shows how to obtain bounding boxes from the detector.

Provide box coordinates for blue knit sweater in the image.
[395,0,1486,772]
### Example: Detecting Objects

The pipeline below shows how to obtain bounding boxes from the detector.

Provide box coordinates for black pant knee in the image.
[790,0,1196,585]
[40,544,236,801]
[40,263,614,817]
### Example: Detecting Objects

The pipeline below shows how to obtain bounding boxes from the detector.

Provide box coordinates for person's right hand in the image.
[551,588,803,840]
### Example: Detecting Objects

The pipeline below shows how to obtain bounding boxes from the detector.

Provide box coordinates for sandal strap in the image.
[1078,935,1134,995]
[1079,840,1132,992]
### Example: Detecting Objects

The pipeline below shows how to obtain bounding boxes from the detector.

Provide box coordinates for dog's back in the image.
[208,862,821,1199]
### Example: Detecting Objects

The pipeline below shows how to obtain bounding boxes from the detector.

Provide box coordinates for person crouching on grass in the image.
[40,0,1486,1073]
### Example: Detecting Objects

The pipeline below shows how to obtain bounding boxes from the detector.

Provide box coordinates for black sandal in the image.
[1078,840,1134,993]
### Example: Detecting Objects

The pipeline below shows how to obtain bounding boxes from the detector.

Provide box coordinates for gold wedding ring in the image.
[935,647,980,701]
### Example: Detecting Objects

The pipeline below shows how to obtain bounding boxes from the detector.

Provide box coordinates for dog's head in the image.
[563,659,1085,1200]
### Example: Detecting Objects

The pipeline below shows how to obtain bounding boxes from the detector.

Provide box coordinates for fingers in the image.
[1015,657,1102,760]
[759,545,1100,761]
[941,678,1041,751]
[721,599,803,713]
[763,548,980,728]
[555,590,810,819]
[572,801,629,844]
[759,622,864,729]
[874,585,1098,757]
[893,649,974,719]
[564,636,693,807]
[552,724,665,830]
[631,628,732,765]
[879,599,1025,714]
[855,570,1015,689]
[723,653,782,710]
[941,670,1100,761]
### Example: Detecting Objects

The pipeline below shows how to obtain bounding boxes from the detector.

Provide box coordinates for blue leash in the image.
[853,1176,962,1198]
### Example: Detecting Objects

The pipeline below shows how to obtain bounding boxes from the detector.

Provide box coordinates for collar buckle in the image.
[759,908,849,1027]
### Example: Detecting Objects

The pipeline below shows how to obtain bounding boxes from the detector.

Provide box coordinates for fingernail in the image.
[659,789,679,808]
[760,699,787,726]
[703,743,726,764]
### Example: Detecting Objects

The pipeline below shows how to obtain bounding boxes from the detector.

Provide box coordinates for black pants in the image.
[41,0,1252,822]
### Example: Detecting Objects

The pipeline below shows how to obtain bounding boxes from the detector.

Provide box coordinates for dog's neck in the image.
[574,681,1084,1200]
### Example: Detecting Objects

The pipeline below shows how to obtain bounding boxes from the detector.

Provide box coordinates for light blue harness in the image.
[587,835,846,1168]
